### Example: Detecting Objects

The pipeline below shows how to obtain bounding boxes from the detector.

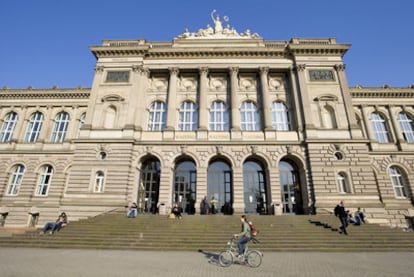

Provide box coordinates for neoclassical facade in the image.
[0,16,413,227]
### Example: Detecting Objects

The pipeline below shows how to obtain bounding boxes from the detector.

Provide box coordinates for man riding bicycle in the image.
[233,215,251,258]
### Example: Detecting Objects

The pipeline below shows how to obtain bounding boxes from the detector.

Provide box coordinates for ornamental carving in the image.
[239,76,257,91]
[148,76,168,91]
[209,75,227,91]
[178,75,197,91]
[176,10,261,40]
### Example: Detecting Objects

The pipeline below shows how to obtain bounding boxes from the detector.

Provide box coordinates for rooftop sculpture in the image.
[176,10,261,40]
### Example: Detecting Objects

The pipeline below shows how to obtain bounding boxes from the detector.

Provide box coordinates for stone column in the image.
[289,68,303,139]
[295,64,315,130]
[361,105,374,141]
[229,67,240,130]
[132,66,150,130]
[387,105,402,144]
[335,64,359,137]
[166,67,179,130]
[198,67,209,130]
[84,66,105,130]
[259,67,272,130]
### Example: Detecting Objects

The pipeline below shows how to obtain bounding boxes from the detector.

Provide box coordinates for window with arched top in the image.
[0,112,18,143]
[50,112,70,143]
[24,112,44,143]
[240,101,260,131]
[7,164,25,196]
[104,106,116,129]
[35,165,53,196]
[370,112,392,143]
[148,101,167,131]
[388,166,408,198]
[271,102,289,131]
[337,172,351,193]
[209,101,229,131]
[178,101,198,131]
[94,171,105,193]
[397,112,414,143]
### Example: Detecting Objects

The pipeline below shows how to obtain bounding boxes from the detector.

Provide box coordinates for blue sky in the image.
[1,0,413,89]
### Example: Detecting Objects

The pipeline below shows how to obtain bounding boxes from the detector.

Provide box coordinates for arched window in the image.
[104,106,116,128]
[0,112,18,143]
[178,101,198,131]
[35,165,53,196]
[271,102,289,131]
[321,105,337,129]
[173,161,197,213]
[148,101,167,131]
[76,113,86,138]
[24,112,44,143]
[370,112,391,143]
[398,112,414,143]
[94,171,105,193]
[337,172,351,193]
[50,112,70,143]
[243,160,268,214]
[7,164,25,195]
[240,101,260,131]
[388,166,408,198]
[209,101,229,131]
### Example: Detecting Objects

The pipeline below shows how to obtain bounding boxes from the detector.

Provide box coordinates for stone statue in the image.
[211,10,223,33]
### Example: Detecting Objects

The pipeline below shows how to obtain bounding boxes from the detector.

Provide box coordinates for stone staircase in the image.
[0,211,413,252]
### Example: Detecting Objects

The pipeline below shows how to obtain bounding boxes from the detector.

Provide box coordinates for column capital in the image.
[259,67,269,75]
[334,64,346,71]
[199,67,209,76]
[229,67,239,75]
[295,64,306,72]
[169,67,179,76]
[132,65,150,77]
[94,66,105,73]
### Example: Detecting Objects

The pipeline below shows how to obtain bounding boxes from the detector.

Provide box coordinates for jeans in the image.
[340,216,348,234]
[127,209,137,218]
[237,237,250,255]
[42,222,61,233]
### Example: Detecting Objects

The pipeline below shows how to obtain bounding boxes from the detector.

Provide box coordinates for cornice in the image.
[89,38,349,59]
[0,88,91,99]
[350,87,414,98]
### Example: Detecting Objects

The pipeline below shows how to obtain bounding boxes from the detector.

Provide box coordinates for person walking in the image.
[334,200,348,235]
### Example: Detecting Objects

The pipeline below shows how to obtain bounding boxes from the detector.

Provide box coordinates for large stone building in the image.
[0,14,413,228]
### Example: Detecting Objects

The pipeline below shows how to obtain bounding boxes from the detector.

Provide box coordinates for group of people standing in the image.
[200,196,217,215]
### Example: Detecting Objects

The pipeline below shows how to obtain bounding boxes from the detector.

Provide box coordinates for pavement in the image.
[0,247,414,277]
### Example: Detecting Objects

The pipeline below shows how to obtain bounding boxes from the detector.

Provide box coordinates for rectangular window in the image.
[106,71,130,82]
[309,70,335,81]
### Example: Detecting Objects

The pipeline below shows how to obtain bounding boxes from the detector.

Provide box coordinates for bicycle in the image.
[218,237,263,268]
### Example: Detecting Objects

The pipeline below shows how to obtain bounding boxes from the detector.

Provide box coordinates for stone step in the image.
[0,213,413,252]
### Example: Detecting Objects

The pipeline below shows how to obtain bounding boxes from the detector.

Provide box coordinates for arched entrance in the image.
[243,160,268,214]
[173,160,196,214]
[138,158,161,213]
[279,160,304,214]
[207,159,233,214]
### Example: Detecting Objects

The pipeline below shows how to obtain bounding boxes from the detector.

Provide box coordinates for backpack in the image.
[248,221,258,237]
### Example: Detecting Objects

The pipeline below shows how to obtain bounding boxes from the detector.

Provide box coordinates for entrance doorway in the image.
[279,160,303,214]
[243,160,268,214]
[138,159,160,213]
[173,161,196,214]
[207,160,233,214]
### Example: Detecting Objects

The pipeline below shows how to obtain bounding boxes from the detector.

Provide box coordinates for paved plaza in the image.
[0,247,413,277]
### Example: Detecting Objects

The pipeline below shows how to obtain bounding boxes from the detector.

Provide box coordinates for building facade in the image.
[0,16,413,227]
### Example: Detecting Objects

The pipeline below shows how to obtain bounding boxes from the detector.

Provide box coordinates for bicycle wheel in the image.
[218,250,233,267]
[246,250,262,268]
